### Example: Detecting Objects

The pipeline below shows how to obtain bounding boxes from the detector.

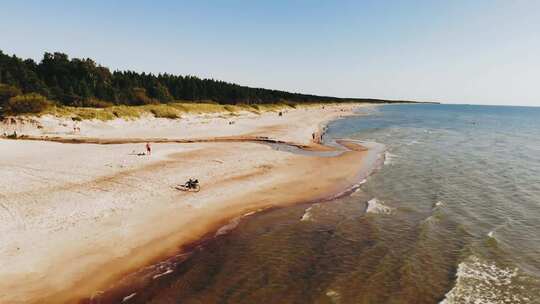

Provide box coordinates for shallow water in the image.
[114,104,540,304]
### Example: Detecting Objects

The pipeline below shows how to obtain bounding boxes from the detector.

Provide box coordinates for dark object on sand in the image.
[278,111,283,116]
[175,178,200,192]
[129,150,147,156]
[7,131,17,139]
[146,142,152,155]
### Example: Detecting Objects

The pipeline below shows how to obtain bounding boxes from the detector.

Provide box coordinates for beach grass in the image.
[38,101,299,121]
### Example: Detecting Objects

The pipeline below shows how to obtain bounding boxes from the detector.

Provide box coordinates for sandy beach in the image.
[0,104,378,303]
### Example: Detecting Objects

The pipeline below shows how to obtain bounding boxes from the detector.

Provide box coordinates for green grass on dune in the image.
[39,101,300,121]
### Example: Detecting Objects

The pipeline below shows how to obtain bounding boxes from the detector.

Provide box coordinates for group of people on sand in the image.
[312,132,322,144]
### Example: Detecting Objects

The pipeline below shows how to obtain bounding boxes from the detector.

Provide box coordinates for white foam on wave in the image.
[243,211,256,217]
[353,179,368,191]
[214,209,264,237]
[300,207,312,221]
[152,268,174,280]
[366,198,393,215]
[350,179,368,197]
[301,204,319,222]
[487,231,495,239]
[325,289,341,303]
[122,292,137,303]
[384,152,398,165]
[406,140,422,146]
[440,256,537,304]
[215,217,241,236]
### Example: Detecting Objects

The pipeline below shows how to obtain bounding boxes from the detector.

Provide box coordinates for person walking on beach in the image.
[146,142,152,156]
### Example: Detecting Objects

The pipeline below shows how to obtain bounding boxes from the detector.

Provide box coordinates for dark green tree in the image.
[0,49,399,110]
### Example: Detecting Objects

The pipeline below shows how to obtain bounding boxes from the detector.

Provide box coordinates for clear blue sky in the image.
[1,0,539,106]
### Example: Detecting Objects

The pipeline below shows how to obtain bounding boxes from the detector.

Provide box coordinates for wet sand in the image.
[0,104,376,303]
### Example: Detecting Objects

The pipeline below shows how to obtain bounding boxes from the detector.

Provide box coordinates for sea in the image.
[110,104,540,304]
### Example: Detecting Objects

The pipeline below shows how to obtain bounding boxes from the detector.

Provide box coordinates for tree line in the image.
[0,50,407,113]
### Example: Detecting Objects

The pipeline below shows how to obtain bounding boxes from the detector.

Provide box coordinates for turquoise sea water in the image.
[326,104,540,303]
[103,104,540,304]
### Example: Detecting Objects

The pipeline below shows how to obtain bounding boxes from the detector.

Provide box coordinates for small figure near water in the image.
[146,142,152,156]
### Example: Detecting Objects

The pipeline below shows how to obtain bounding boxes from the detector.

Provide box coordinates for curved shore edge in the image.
[47,140,383,304]
[0,104,382,304]
[80,140,385,304]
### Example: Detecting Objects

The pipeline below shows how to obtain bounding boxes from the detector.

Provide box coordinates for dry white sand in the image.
[1,104,361,146]
[0,104,374,303]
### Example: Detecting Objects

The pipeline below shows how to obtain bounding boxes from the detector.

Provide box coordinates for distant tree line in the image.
[0,50,407,113]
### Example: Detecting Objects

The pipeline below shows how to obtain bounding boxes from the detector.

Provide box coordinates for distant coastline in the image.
[0,50,429,119]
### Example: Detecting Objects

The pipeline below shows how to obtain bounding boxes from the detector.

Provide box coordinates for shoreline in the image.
[0,103,381,303]
[83,139,385,304]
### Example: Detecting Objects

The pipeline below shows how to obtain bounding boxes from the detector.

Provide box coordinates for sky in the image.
[1,0,539,106]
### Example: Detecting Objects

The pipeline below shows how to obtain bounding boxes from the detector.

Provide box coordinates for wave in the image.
[327,176,372,200]
[406,139,422,146]
[325,289,341,302]
[122,292,136,303]
[214,208,268,237]
[422,201,445,224]
[300,206,314,222]
[215,217,241,237]
[440,256,539,304]
[365,198,393,215]
[422,214,439,225]
[152,268,174,280]
[350,179,368,197]
[384,152,398,165]
[433,201,444,208]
